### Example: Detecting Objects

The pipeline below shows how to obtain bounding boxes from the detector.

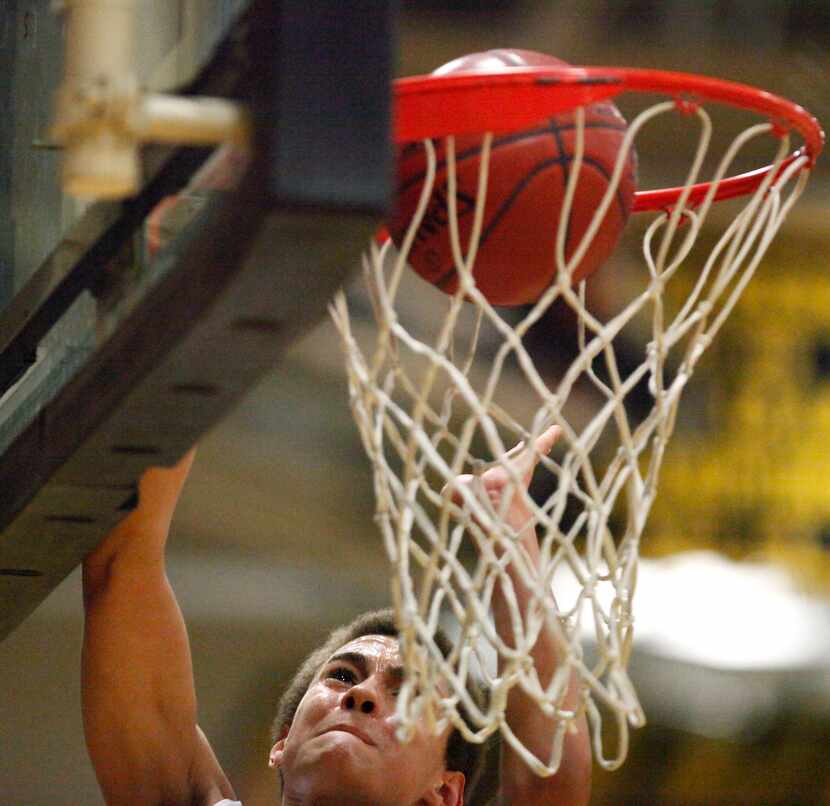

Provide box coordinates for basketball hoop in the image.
[331,62,824,775]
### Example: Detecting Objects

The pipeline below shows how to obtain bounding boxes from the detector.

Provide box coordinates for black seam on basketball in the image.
[550,114,633,221]
[579,155,632,220]
[432,154,568,292]
[463,154,568,256]
[547,118,573,260]
[398,120,629,195]
[431,155,629,293]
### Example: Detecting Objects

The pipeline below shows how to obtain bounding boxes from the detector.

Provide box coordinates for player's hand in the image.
[124,448,197,537]
[444,425,561,532]
[84,448,197,587]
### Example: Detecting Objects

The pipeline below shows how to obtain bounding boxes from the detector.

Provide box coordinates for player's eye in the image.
[327,666,357,685]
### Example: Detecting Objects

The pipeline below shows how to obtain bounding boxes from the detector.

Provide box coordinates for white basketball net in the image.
[330,99,811,775]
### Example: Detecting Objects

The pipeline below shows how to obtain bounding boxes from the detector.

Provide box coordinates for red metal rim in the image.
[393,66,825,213]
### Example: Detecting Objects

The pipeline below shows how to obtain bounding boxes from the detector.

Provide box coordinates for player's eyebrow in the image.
[325,651,405,687]
[326,651,368,677]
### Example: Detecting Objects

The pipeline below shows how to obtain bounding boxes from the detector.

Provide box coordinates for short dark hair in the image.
[271,608,486,797]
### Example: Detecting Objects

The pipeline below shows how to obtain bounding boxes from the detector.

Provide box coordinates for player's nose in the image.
[342,677,383,715]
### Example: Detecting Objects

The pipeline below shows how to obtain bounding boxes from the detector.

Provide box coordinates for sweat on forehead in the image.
[322,636,405,682]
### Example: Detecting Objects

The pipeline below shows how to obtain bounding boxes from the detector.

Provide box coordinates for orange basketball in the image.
[389,50,638,307]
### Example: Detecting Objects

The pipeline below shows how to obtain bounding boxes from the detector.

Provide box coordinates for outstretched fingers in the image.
[507,424,562,487]
[443,425,562,510]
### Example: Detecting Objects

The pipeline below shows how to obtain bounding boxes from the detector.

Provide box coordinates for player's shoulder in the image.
[213,800,243,806]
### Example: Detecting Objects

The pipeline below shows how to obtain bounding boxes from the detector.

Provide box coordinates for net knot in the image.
[645,341,663,397]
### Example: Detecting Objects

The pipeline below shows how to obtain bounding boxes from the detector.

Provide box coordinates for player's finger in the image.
[441,474,475,503]
[517,424,561,482]
[534,424,562,457]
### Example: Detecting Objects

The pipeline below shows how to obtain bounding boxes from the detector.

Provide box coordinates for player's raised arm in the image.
[81,451,235,806]
[447,426,592,806]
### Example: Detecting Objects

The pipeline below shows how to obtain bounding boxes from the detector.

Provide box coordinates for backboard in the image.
[0,0,395,640]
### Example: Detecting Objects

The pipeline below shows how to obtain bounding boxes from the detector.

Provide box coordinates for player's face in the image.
[269,634,464,805]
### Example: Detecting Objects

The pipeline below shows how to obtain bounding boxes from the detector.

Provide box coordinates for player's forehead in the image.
[322,633,402,672]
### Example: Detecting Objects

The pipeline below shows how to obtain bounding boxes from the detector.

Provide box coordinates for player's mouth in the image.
[323,724,376,746]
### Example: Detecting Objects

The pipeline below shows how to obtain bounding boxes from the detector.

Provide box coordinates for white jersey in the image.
[214,801,243,806]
